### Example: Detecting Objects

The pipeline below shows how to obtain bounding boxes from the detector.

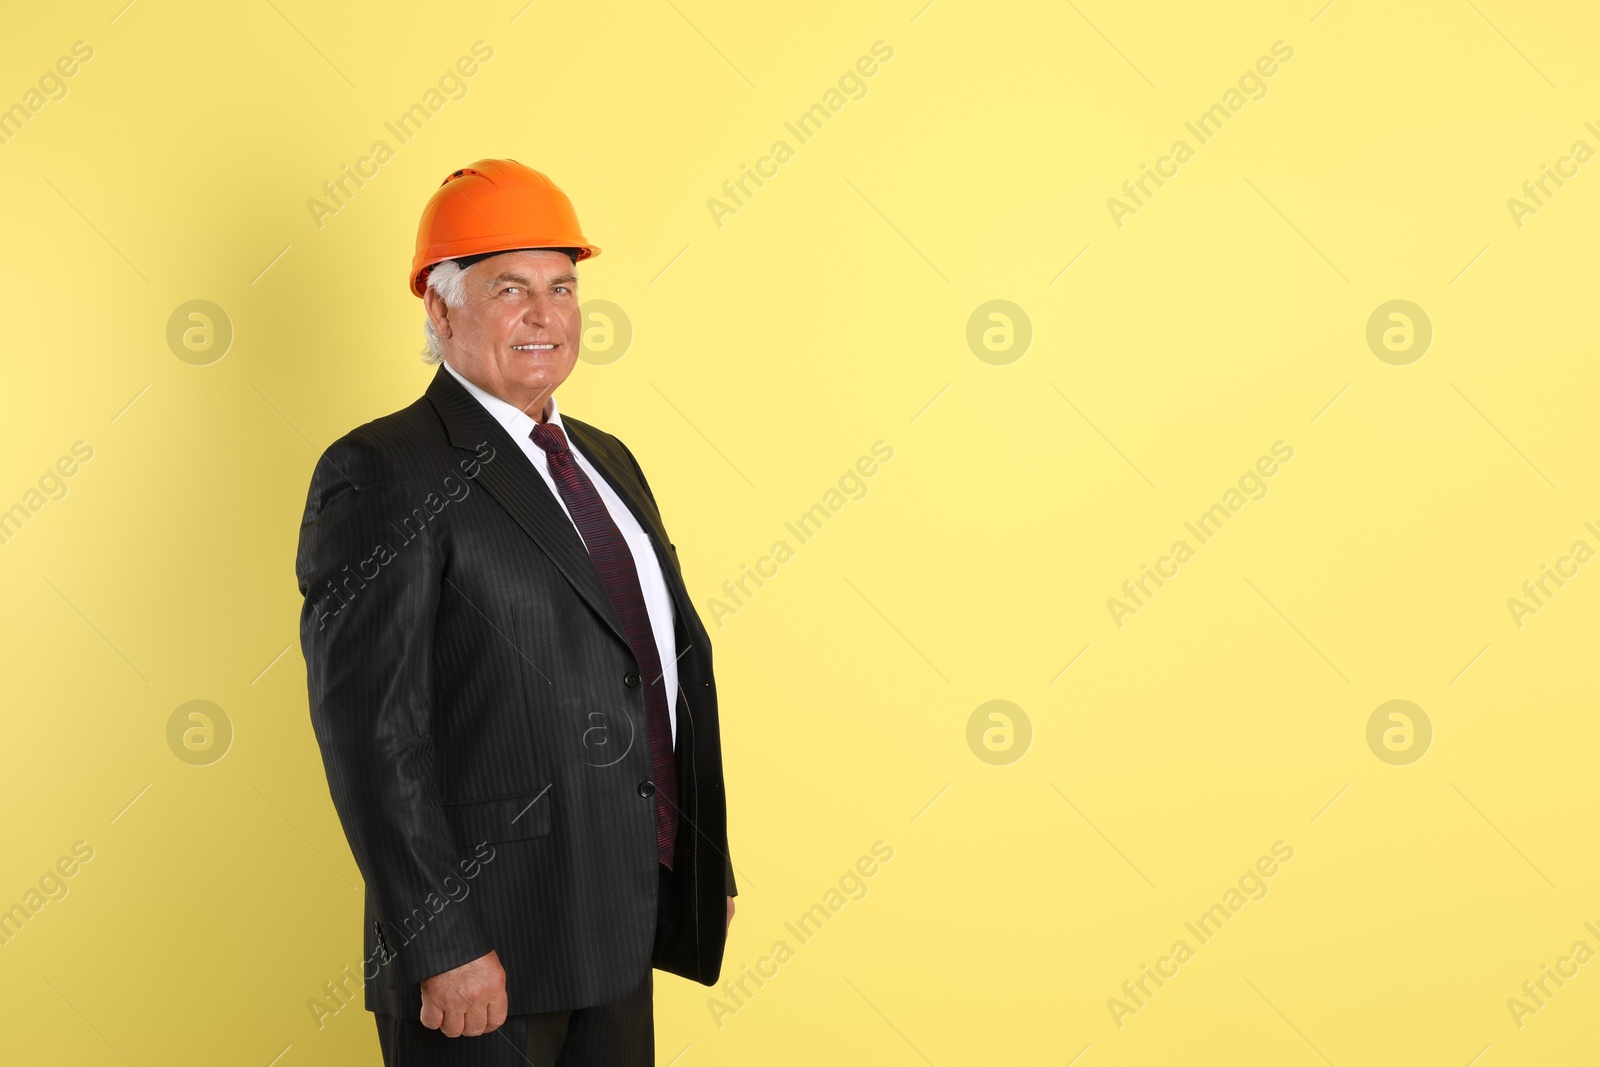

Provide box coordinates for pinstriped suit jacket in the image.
[295,364,736,1018]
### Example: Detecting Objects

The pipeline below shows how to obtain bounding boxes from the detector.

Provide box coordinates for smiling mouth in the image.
[511,343,558,351]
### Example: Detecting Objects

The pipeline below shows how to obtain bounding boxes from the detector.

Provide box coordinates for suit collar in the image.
[429,360,503,453]
[427,365,627,644]
[425,364,699,652]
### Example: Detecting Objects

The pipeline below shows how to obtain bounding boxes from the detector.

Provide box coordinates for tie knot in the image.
[530,421,569,456]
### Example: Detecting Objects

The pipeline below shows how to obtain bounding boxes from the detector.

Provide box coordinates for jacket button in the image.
[638,780,656,798]
[624,670,640,687]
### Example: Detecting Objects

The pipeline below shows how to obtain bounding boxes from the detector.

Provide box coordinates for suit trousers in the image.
[372,864,672,1066]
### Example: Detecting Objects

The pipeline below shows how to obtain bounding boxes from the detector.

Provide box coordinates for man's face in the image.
[426,249,581,419]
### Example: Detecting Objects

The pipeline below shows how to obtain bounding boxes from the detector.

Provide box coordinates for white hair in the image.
[419,253,580,365]
[420,260,469,365]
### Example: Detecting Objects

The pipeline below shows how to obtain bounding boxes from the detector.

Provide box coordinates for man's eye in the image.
[553,286,570,294]
[502,286,522,295]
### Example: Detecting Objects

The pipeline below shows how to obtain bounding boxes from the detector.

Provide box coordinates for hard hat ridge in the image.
[450,247,583,271]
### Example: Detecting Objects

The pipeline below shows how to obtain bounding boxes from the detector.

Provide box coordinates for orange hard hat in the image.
[410,159,600,297]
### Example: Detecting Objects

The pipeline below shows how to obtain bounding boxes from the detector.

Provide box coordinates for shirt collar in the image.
[441,358,568,444]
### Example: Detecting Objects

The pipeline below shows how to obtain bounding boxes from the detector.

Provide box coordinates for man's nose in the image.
[522,296,555,325]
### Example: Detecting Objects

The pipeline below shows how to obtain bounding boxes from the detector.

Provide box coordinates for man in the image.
[296,158,737,1066]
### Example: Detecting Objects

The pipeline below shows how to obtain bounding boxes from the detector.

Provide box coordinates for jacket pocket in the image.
[440,785,553,847]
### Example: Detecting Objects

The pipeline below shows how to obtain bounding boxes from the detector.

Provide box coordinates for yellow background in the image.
[2,1,1597,1064]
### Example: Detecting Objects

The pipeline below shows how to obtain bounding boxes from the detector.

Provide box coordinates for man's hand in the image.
[420,950,508,1038]
[726,895,735,936]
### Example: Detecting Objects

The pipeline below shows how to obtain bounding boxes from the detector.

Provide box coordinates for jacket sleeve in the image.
[619,439,738,900]
[296,435,495,982]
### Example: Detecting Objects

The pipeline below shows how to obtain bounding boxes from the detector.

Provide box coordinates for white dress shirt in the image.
[442,359,679,748]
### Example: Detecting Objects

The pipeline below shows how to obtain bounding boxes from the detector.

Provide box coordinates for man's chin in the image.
[511,374,573,415]
[517,370,573,394]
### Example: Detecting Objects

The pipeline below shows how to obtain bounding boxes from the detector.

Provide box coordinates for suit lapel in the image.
[426,366,627,646]
[564,417,702,636]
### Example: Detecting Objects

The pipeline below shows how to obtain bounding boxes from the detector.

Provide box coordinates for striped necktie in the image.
[530,421,679,868]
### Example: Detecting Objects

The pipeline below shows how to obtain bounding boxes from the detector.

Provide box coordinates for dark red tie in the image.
[530,422,679,868]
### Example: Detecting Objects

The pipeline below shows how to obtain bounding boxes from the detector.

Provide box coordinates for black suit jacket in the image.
[295,364,735,1017]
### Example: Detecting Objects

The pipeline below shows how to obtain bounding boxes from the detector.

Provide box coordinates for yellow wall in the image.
[2,2,1597,1063]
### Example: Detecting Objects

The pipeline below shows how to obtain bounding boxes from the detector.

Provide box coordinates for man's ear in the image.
[423,287,453,342]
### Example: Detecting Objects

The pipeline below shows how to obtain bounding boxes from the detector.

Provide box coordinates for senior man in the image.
[296,158,737,1066]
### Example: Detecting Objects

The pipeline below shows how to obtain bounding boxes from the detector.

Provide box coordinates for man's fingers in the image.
[460,993,503,1037]
[419,953,507,1038]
